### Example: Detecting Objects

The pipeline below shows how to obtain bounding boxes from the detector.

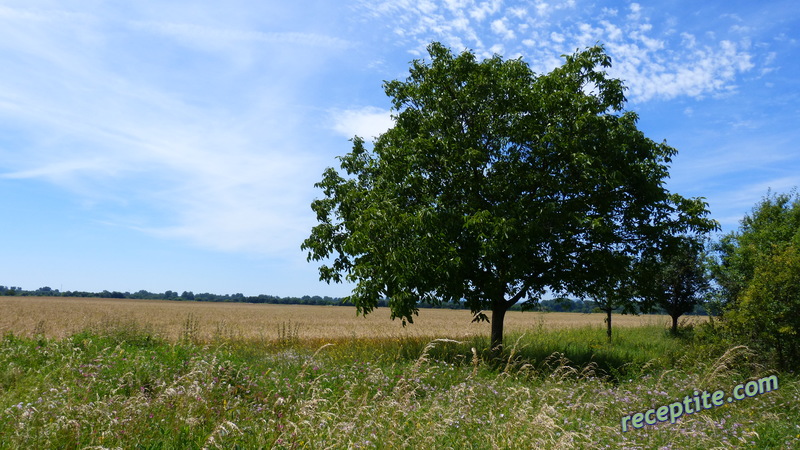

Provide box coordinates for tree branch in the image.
[505,283,529,309]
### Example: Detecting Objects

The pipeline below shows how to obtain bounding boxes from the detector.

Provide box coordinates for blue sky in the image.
[1,0,798,297]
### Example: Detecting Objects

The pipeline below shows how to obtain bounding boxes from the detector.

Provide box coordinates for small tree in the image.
[588,288,637,342]
[570,247,640,342]
[644,237,710,335]
[303,42,716,351]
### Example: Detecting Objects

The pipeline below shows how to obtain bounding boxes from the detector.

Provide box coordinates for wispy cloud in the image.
[132,21,352,51]
[0,3,344,256]
[2,159,118,182]
[664,122,800,233]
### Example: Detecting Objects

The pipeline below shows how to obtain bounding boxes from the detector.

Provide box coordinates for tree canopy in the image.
[303,42,717,350]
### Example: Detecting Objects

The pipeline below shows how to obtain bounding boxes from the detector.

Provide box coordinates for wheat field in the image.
[0,296,704,342]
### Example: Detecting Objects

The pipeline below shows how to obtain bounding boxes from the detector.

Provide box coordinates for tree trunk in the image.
[605,309,612,342]
[671,314,679,335]
[490,304,507,355]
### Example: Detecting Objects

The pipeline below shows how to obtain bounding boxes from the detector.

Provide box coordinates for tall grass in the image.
[0,318,797,449]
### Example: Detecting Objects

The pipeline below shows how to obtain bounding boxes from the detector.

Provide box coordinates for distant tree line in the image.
[0,284,706,316]
[515,297,708,315]
[0,285,348,305]
[0,285,458,308]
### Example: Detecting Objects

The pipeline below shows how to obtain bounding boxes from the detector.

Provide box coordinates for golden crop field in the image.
[0,296,704,342]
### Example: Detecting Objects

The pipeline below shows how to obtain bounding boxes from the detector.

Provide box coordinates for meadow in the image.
[0,297,797,449]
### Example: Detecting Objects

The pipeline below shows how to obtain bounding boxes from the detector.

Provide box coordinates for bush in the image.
[724,244,800,369]
[712,190,800,370]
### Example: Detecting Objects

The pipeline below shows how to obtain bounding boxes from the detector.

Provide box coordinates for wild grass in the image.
[1,316,797,449]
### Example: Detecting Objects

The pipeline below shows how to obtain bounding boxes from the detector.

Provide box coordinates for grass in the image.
[1,314,797,449]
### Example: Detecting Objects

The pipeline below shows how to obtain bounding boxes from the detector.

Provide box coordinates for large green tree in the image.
[303,43,716,351]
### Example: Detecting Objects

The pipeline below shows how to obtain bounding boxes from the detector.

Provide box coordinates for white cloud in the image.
[681,32,697,48]
[628,3,642,21]
[417,0,438,15]
[616,38,754,101]
[443,0,469,12]
[602,7,618,17]
[469,0,502,22]
[599,21,622,42]
[534,2,549,17]
[357,0,757,103]
[491,18,515,40]
[329,107,394,140]
[508,7,528,19]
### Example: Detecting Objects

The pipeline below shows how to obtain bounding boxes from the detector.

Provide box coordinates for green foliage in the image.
[303,42,716,349]
[713,190,800,369]
[0,324,797,448]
